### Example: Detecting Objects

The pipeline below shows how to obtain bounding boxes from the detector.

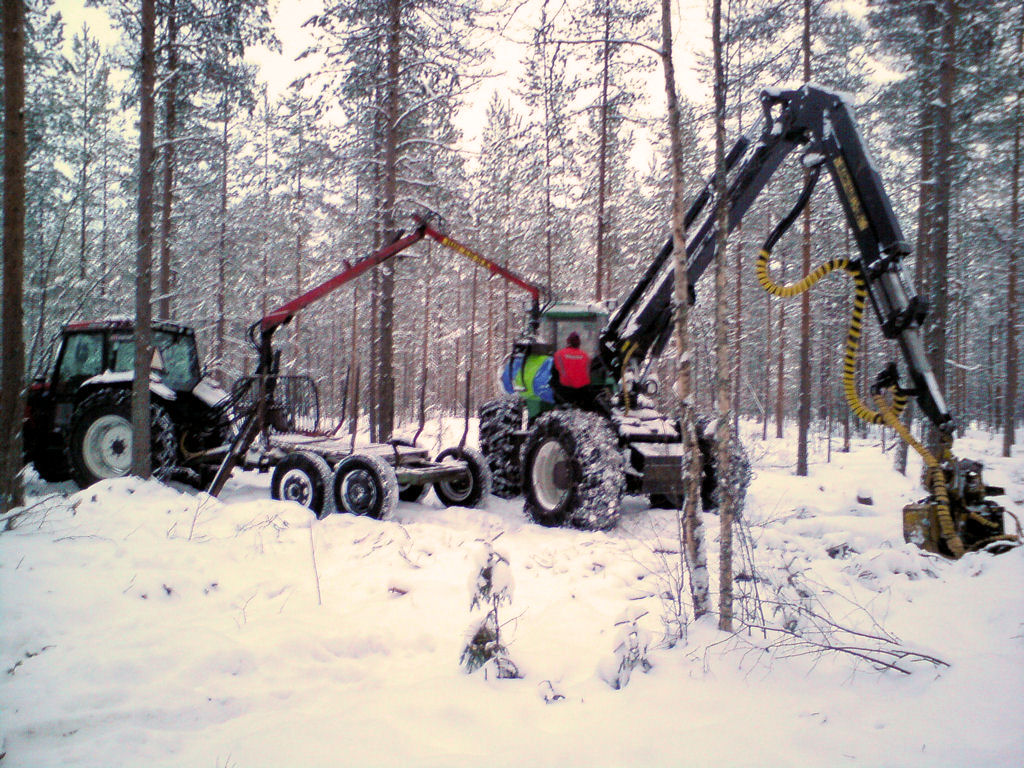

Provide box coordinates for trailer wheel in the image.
[271,451,333,519]
[522,410,624,530]
[68,389,176,488]
[389,439,430,502]
[398,482,430,503]
[479,396,524,498]
[332,453,398,520]
[433,447,491,508]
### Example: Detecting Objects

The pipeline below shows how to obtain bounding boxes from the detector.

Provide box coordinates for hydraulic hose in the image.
[755,250,907,426]
[872,388,964,558]
[754,166,906,426]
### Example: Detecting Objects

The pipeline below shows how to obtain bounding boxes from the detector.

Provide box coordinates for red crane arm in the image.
[417,219,541,302]
[259,227,427,332]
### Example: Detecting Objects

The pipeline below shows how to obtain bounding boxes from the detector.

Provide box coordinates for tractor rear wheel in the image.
[479,396,524,499]
[68,389,176,488]
[521,410,624,530]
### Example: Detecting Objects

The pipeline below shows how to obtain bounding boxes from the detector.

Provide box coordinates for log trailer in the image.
[202,217,544,520]
[479,84,1017,557]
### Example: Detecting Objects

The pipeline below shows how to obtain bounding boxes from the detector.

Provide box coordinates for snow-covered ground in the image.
[2,421,1022,767]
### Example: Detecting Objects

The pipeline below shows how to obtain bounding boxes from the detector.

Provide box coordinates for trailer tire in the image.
[479,396,524,499]
[522,410,624,530]
[332,453,398,520]
[271,451,333,519]
[389,439,430,502]
[398,482,430,503]
[433,447,490,508]
[68,389,176,488]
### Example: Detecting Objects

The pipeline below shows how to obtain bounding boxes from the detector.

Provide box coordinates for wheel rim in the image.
[340,468,379,515]
[437,470,473,504]
[280,468,314,507]
[532,439,571,512]
[82,414,133,479]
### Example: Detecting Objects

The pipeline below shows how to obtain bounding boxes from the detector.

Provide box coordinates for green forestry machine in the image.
[479,84,1018,557]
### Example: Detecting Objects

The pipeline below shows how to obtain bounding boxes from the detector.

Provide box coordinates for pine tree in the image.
[1,0,27,511]
[131,0,157,479]
[307,0,483,439]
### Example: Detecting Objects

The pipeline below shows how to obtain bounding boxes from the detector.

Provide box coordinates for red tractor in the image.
[23,318,231,488]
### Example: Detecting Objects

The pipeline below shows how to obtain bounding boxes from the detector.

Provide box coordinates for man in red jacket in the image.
[553,332,591,406]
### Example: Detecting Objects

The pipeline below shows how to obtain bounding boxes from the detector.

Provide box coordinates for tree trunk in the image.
[926,0,957,452]
[1,0,27,510]
[215,93,230,385]
[131,0,157,478]
[78,31,91,281]
[796,0,812,477]
[775,261,786,439]
[99,71,109,302]
[712,0,734,632]
[158,0,177,320]
[378,0,402,442]
[1004,9,1021,457]
[762,277,771,441]
[732,52,745,436]
[595,1,611,302]
[661,0,709,620]
[294,123,304,368]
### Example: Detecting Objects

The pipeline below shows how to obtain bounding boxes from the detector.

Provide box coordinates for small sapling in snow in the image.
[460,542,520,679]
[600,608,652,689]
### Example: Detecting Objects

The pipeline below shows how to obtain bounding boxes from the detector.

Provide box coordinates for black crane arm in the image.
[600,84,952,432]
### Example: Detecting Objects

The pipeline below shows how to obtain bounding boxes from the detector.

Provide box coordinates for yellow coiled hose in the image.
[871,388,964,558]
[755,248,908,426]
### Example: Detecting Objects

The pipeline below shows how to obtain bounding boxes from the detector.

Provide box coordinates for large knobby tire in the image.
[433,447,491,509]
[479,396,524,499]
[68,389,176,488]
[696,417,752,512]
[30,450,71,483]
[522,410,625,531]
[332,453,399,520]
[271,451,333,519]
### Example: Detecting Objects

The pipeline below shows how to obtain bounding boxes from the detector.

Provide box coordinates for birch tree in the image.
[661,0,708,619]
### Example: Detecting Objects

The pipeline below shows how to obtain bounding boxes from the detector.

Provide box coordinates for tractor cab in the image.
[501,302,610,418]
[536,302,607,357]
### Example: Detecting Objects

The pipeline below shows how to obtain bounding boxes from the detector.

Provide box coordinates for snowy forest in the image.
[2,1,1024,766]
[1,0,1020,471]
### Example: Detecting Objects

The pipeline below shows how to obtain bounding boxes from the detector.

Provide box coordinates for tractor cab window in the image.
[542,316,604,354]
[109,331,200,392]
[56,333,104,394]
